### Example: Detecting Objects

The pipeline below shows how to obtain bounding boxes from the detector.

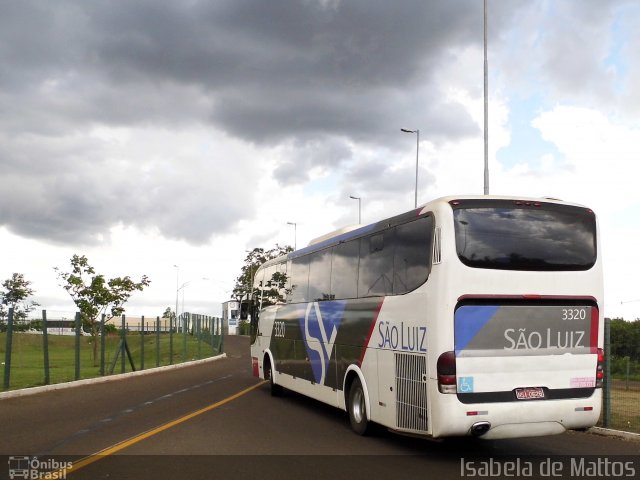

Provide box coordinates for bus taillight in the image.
[596,348,604,388]
[252,357,260,378]
[437,351,457,394]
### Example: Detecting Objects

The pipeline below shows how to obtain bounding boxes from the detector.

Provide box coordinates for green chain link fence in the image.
[1,308,224,392]
[599,318,640,433]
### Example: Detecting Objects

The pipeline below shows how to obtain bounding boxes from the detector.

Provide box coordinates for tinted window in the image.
[258,264,274,307]
[393,216,433,294]
[261,262,288,306]
[288,256,310,303]
[308,249,332,301]
[454,205,596,271]
[275,261,289,302]
[331,240,360,299]
[359,229,395,297]
[253,267,264,291]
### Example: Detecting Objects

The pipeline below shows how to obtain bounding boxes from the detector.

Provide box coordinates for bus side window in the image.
[308,249,332,301]
[330,240,359,300]
[358,229,395,297]
[261,264,277,307]
[253,267,265,310]
[288,256,310,303]
[276,261,288,303]
[393,216,433,294]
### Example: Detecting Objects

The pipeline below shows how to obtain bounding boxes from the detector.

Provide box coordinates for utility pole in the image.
[484,0,490,195]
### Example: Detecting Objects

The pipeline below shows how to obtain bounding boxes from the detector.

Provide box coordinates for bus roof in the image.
[256,194,592,270]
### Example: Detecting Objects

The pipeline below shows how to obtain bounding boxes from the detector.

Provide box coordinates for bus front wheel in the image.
[347,377,370,435]
[265,358,283,397]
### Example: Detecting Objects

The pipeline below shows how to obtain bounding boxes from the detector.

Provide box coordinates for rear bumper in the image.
[430,384,601,439]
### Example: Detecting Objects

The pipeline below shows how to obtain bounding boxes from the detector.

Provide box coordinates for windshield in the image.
[453,201,597,271]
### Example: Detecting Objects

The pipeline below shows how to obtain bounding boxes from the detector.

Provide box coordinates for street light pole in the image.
[177,277,210,332]
[484,0,490,195]
[349,195,361,224]
[287,222,297,250]
[173,264,179,329]
[401,128,420,208]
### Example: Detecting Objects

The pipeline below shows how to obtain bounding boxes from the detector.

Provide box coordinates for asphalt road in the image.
[1,336,638,480]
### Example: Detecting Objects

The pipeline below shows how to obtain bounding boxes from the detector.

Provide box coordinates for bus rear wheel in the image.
[347,377,370,435]
[265,358,283,397]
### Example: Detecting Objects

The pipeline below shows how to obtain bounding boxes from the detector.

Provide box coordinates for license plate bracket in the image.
[515,387,545,400]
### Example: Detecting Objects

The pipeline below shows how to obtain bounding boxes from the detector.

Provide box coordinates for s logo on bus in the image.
[300,301,345,385]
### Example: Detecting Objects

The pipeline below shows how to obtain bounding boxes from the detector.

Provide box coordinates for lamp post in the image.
[171,264,179,362]
[287,222,297,250]
[178,278,210,307]
[483,0,490,195]
[177,277,210,333]
[349,195,361,224]
[401,128,420,208]
[173,265,179,328]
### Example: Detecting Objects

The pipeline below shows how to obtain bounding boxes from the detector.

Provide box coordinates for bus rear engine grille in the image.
[395,353,428,432]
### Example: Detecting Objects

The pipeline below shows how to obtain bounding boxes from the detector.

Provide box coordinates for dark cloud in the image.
[0,0,523,244]
[0,129,253,245]
[0,0,496,137]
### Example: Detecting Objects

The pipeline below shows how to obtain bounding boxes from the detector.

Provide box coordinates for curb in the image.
[587,426,640,442]
[0,353,227,400]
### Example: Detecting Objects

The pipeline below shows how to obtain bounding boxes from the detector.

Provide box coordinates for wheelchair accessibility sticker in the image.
[458,376,474,393]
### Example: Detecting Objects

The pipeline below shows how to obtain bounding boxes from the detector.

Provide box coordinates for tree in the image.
[162,307,175,321]
[0,273,40,329]
[609,317,640,361]
[232,245,292,308]
[55,254,151,365]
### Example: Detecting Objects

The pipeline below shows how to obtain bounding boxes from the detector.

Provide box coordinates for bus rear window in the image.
[453,202,596,271]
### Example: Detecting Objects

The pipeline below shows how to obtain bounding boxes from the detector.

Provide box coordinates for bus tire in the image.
[265,358,283,397]
[347,377,370,435]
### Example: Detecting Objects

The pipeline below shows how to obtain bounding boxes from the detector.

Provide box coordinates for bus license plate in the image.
[515,387,545,400]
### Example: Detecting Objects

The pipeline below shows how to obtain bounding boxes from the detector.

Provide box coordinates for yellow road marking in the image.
[63,381,266,476]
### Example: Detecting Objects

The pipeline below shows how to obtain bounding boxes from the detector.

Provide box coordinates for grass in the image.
[1,332,223,392]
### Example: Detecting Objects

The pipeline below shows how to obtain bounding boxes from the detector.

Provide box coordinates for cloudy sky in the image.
[1,0,639,319]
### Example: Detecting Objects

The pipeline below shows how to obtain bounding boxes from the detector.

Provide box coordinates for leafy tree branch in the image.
[55,254,151,365]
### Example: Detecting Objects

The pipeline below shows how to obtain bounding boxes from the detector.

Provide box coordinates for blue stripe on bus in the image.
[454,305,500,356]
[286,207,424,259]
[297,300,348,384]
[288,224,378,259]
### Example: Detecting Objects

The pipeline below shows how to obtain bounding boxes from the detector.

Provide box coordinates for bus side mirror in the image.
[249,299,260,343]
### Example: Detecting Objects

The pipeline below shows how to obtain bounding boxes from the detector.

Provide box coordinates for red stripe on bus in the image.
[590,307,599,354]
[457,294,598,302]
[358,298,385,367]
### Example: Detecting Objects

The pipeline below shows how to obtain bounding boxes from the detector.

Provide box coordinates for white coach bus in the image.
[249,196,604,440]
